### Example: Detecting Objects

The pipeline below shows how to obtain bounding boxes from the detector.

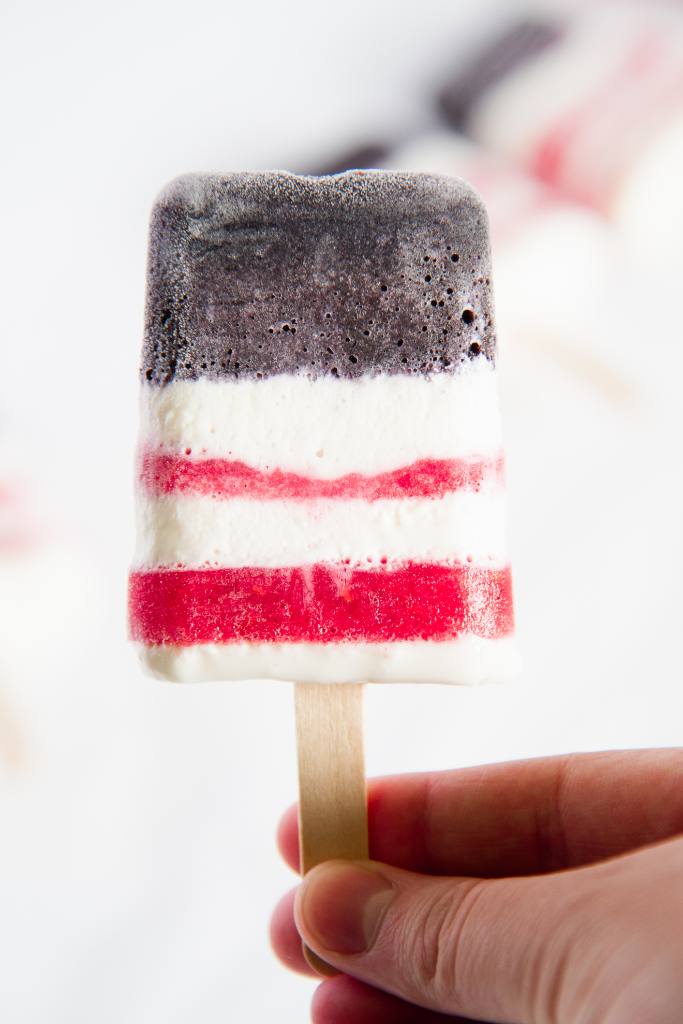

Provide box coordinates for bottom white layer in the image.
[138,636,519,685]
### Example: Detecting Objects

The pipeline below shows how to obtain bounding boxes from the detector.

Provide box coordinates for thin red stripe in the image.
[128,563,513,646]
[140,452,504,501]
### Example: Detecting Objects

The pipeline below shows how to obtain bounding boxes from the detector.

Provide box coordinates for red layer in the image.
[129,563,513,646]
[140,452,504,501]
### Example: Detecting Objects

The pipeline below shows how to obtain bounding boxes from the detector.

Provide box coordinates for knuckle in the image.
[404,879,491,1003]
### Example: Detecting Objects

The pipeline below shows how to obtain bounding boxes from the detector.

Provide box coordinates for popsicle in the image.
[128,171,515,972]
[436,4,683,276]
[128,171,515,686]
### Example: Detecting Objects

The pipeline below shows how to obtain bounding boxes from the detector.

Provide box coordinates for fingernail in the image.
[297,861,395,955]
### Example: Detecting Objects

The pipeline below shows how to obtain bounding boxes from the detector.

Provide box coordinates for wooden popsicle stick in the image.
[295,682,368,976]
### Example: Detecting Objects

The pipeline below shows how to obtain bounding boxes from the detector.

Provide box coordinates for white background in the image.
[1,1,682,1021]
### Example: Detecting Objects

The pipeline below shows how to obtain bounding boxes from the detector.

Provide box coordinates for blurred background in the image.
[1,0,682,1020]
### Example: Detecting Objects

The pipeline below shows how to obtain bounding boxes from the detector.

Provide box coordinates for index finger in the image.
[278,749,683,877]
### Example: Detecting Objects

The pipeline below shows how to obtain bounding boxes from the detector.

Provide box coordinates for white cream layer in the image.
[134,489,507,569]
[139,357,502,476]
[139,635,519,685]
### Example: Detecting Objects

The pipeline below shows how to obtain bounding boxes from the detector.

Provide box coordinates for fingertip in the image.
[295,860,396,959]
[310,976,343,1023]
[311,976,384,1024]
[269,887,316,977]
[276,802,301,872]
[311,974,461,1023]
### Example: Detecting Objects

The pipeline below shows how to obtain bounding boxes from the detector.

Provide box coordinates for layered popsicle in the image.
[128,172,515,685]
[436,5,683,268]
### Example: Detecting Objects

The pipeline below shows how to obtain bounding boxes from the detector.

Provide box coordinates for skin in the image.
[270,750,683,1023]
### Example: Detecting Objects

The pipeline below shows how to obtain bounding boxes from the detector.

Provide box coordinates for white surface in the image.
[1,2,683,1024]
[139,364,502,471]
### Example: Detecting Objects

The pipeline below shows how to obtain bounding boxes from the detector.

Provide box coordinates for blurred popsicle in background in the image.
[435,3,683,278]
[0,466,34,768]
[0,426,95,772]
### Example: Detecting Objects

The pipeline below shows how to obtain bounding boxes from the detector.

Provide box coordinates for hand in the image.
[271,750,683,1023]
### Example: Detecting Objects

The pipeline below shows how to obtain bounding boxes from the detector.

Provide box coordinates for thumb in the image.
[294,858,600,1022]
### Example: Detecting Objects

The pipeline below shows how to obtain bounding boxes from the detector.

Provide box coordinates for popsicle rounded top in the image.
[143,170,494,386]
